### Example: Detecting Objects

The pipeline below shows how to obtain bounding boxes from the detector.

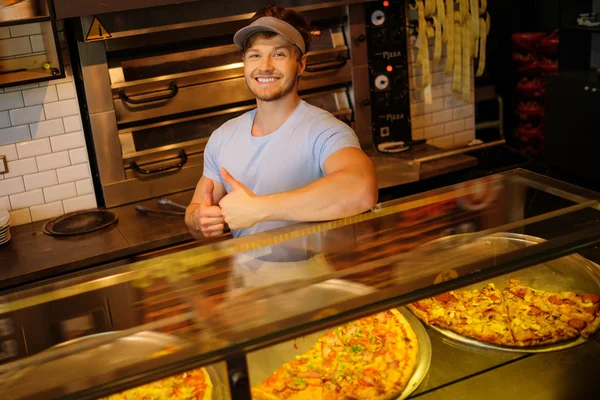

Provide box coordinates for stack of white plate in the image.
[0,209,10,245]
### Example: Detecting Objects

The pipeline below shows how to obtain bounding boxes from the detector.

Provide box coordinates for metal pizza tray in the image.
[0,331,227,400]
[246,280,432,400]
[408,232,600,353]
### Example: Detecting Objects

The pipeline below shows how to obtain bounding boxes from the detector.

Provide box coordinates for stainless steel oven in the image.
[69,0,411,207]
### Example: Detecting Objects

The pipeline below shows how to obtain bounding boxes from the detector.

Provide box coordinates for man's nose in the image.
[259,56,274,71]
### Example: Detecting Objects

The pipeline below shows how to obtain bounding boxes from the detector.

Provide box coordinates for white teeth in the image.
[256,77,278,83]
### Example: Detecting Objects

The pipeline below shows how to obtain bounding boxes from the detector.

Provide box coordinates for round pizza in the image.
[408,279,600,347]
[102,367,212,400]
[251,308,420,400]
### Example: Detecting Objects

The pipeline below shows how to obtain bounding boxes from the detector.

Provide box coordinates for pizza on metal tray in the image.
[408,279,600,347]
[251,308,420,400]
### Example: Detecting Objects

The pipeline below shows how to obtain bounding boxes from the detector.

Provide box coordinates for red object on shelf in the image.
[511,30,558,158]
[539,29,559,56]
[516,123,544,138]
[540,57,559,73]
[517,78,546,98]
[517,101,544,115]
[512,32,547,52]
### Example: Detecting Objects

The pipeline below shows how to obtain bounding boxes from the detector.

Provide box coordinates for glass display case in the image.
[0,0,65,87]
[0,169,599,399]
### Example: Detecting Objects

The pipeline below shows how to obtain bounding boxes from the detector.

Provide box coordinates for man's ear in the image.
[298,54,307,76]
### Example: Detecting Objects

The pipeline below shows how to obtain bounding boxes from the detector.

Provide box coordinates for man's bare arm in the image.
[219,148,377,228]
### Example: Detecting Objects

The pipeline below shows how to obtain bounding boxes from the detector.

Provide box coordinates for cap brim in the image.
[233,21,305,54]
[233,25,282,49]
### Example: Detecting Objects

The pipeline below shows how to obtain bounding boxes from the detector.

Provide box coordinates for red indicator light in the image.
[383,1,389,7]
[386,65,393,72]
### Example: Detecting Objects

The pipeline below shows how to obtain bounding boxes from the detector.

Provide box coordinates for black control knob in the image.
[361,99,371,106]
[356,34,366,43]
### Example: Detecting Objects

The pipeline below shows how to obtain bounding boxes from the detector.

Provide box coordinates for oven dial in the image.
[374,74,390,90]
[371,10,386,26]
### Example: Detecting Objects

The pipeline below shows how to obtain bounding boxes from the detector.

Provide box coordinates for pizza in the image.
[102,367,212,400]
[408,279,600,347]
[251,309,419,400]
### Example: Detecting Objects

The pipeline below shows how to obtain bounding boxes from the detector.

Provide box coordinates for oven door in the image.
[109,22,351,125]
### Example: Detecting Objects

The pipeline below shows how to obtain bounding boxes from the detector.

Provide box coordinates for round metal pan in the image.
[0,331,227,400]
[246,280,432,400]
[407,233,600,353]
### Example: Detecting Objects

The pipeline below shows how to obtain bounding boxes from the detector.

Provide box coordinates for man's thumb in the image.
[204,178,214,206]
[220,168,241,189]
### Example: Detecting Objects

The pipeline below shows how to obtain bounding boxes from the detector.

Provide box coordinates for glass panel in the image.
[1,170,599,399]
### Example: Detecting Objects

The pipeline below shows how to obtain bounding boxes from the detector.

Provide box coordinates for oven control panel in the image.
[365,0,411,147]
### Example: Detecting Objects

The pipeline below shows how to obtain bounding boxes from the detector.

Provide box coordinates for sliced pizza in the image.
[503,281,579,346]
[408,283,513,346]
[507,279,600,339]
[252,309,420,400]
[409,279,600,348]
[103,367,212,400]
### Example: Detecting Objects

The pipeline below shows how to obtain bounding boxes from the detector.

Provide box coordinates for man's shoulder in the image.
[211,109,255,139]
[298,101,353,132]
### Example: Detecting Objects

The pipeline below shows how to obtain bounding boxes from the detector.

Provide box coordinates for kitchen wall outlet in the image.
[0,156,8,174]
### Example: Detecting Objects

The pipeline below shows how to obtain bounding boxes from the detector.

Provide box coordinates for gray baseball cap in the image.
[233,16,306,54]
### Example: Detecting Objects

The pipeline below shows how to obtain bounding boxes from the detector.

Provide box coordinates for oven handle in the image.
[304,56,348,73]
[119,82,179,105]
[130,149,188,175]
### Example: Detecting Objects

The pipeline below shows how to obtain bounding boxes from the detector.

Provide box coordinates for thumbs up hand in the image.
[193,178,225,237]
[218,167,261,229]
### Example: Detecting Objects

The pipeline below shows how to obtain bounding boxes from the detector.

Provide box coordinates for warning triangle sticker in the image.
[86,16,112,41]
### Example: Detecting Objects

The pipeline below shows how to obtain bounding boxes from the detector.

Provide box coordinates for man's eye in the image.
[274,53,286,57]
[247,54,259,59]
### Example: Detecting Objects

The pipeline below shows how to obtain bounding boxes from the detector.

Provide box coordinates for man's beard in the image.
[246,67,298,102]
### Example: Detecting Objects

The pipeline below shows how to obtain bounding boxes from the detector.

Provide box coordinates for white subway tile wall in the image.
[23,170,58,190]
[16,137,51,158]
[63,194,96,214]
[408,30,476,150]
[30,201,64,222]
[30,118,65,138]
[10,188,44,209]
[75,179,93,195]
[23,86,58,106]
[43,182,77,203]
[9,104,45,125]
[0,111,10,128]
[0,23,97,225]
[3,157,37,179]
[50,130,85,152]
[9,208,31,225]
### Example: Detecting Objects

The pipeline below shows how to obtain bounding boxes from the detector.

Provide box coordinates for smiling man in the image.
[185,5,378,240]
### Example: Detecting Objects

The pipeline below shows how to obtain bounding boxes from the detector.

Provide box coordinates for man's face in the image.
[243,34,306,102]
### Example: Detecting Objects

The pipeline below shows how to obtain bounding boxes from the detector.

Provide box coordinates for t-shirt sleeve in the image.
[312,117,361,171]
[202,130,224,183]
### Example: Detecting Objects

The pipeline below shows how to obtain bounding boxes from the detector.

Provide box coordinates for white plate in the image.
[0,209,9,227]
[0,232,11,245]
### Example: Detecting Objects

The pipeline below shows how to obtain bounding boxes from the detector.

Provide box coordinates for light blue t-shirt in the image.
[202,100,361,238]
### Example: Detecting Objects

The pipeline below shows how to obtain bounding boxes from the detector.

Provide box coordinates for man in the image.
[185,5,378,240]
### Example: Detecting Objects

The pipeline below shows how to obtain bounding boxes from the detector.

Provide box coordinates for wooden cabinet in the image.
[0,0,65,87]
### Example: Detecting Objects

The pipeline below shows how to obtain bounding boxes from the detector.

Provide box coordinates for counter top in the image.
[0,147,476,291]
